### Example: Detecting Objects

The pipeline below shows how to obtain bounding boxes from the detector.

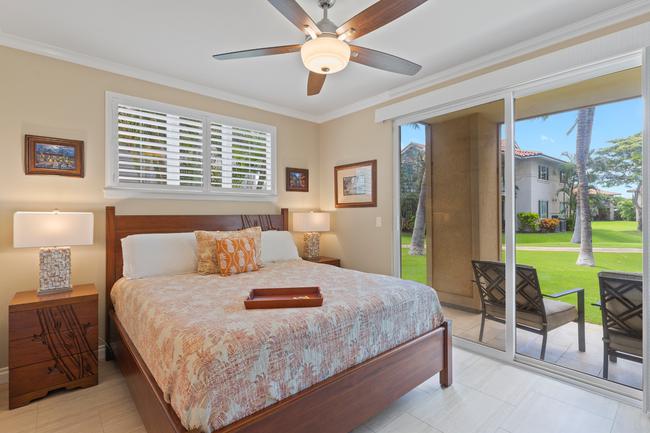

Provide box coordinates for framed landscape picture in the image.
[334,160,377,208]
[25,135,84,177]
[286,167,309,192]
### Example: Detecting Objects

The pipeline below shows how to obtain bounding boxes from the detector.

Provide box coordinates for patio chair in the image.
[471,260,585,360]
[596,271,643,379]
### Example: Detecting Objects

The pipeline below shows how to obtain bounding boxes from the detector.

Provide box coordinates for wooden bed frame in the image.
[105,206,452,433]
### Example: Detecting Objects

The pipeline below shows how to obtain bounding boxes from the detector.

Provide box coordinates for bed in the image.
[105,206,452,433]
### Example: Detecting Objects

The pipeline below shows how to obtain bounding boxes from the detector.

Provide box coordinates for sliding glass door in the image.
[512,67,644,391]
[399,100,506,351]
[396,49,650,408]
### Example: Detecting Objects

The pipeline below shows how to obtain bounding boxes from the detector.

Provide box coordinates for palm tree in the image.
[572,107,596,266]
[403,122,427,256]
[410,166,426,255]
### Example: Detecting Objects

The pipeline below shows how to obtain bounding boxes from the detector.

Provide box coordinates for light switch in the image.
[375,216,382,227]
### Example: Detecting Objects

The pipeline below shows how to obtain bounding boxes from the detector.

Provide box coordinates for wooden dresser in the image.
[9,284,99,409]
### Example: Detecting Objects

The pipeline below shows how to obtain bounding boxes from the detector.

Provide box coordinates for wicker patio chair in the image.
[596,271,643,379]
[471,260,586,360]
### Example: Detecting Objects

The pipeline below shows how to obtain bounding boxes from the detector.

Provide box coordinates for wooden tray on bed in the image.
[244,287,323,309]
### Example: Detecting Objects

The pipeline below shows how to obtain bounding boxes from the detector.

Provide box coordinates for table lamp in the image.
[13,211,94,294]
[293,211,330,259]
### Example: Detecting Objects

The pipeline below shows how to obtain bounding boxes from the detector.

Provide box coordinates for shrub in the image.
[517,212,539,232]
[402,215,416,232]
[539,218,560,233]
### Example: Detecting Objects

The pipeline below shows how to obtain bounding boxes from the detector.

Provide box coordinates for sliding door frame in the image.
[393,49,649,410]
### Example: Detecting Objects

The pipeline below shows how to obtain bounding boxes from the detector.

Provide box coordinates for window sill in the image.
[104,187,278,202]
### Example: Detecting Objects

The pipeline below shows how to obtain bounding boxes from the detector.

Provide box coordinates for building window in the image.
[559,170,567,184]
[538,200,549,218]
[106,93,276,198]
[538,165,549,181]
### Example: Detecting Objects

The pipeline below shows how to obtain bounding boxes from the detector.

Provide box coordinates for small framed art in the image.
[25,135,84,177]
[334,160,377,208]
[286,167,309,192]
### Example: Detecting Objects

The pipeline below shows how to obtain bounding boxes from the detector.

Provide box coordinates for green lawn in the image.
[509,221,641,248]
[401,221,643,324]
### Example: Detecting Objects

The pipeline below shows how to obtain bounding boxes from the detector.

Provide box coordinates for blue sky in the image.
[400,97,643,196]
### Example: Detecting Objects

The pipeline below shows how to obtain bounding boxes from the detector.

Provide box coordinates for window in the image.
[538,200,549,218]
[538,165,549,180]
[106,93,276,198]
[559,170,567,184]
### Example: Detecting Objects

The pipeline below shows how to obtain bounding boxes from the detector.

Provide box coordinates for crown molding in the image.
[0,32,321,124]
[317,0,650,123]
[1,0,649,125]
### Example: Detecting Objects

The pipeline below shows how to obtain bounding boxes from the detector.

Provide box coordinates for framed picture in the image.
[286,167,309,192]
[334,160,377,208]
[25,135,84,177]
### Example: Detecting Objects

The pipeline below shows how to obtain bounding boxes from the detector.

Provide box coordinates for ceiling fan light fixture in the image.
[300,36,350,74]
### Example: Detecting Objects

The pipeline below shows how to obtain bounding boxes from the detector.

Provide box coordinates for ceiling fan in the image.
[213,0,428,96]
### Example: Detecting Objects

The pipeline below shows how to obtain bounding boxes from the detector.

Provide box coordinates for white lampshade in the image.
[293,212,330,232]
[301,36,351,74]
[13,211,94,248]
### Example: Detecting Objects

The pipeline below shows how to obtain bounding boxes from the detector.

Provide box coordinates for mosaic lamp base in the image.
[38,247,73,295]
[303,232,321,260]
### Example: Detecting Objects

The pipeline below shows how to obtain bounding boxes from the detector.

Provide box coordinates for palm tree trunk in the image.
[571,206,580,243]
[409,166,427,256]
[633,185,642,231]
[575,107,595,266]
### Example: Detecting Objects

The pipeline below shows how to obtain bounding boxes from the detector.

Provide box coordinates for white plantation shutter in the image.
[116,104,203,187]
[210,122,273,192]
[107,94,276,198]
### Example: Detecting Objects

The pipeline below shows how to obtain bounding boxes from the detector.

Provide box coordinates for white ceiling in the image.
[0,0,641,121]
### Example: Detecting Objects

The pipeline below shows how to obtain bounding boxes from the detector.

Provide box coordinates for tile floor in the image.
[1,348,648,433]
[444,306,643,390]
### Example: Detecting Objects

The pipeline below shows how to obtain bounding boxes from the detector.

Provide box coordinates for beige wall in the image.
[318,108,394,274]
[0,46,321,369]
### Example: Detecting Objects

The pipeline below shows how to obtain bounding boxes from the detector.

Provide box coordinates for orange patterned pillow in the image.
[195,227,262,274]
[216,237,259,276]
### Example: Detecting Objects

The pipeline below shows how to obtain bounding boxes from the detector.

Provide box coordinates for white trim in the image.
[1,1,649,124]
[642,46,650,415]
[0,345,107,385]
[392,122,402,278]
[504,93,516,360]
[104,187,278,202]
[105,92,278,200]
[376,22,650,123]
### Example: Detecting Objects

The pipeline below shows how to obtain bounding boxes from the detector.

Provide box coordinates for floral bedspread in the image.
[111,260,444,432]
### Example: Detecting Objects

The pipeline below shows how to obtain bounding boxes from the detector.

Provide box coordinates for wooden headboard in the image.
[105,206,288,311]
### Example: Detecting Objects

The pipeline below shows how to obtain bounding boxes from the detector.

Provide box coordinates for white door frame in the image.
[392,50,649,410]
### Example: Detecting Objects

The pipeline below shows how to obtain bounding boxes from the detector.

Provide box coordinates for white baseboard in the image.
[0,345,107,385]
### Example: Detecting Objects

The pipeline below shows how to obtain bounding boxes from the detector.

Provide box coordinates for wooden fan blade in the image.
[307,72,326,96]
[268,0,321,36]
[349,45,421,75]
[337,0,428,41]
[213,44,302,60]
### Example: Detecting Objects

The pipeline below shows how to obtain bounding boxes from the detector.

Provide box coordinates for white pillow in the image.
[121,232,198,279]
[261,231,300,263]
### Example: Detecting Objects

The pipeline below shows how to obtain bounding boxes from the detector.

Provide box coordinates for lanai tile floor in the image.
[444,306,643,389]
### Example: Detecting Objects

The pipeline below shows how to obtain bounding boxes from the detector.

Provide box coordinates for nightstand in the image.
[9,284,99,409]
[303,256,341,267]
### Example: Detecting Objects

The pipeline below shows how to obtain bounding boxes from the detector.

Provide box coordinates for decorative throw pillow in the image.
[195,227,262,274]
[216,237,259,276]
